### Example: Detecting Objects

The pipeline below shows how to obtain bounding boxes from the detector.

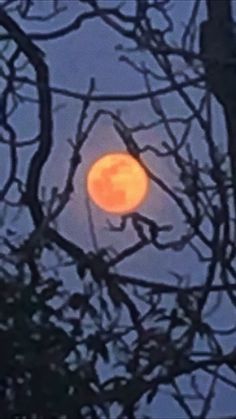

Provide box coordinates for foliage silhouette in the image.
[1,0,236,418]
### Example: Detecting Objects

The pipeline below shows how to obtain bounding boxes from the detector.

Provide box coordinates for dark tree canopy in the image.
[0,1,236,418]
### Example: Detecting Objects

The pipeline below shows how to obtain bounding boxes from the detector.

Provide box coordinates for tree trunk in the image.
[200,0,236,213]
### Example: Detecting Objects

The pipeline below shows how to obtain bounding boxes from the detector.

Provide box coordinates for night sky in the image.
[1,1,236,417]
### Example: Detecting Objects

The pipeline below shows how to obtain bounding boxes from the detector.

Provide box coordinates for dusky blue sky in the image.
[1,1,236,417]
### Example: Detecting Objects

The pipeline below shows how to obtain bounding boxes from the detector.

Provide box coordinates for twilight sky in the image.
[1,1,236,417]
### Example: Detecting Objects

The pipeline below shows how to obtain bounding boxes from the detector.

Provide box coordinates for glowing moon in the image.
[86,152,149,214]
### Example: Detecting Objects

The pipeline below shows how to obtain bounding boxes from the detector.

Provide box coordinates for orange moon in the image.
[86,152,149,214]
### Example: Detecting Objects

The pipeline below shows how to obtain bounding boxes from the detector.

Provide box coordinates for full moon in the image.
[86,152,149,214]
